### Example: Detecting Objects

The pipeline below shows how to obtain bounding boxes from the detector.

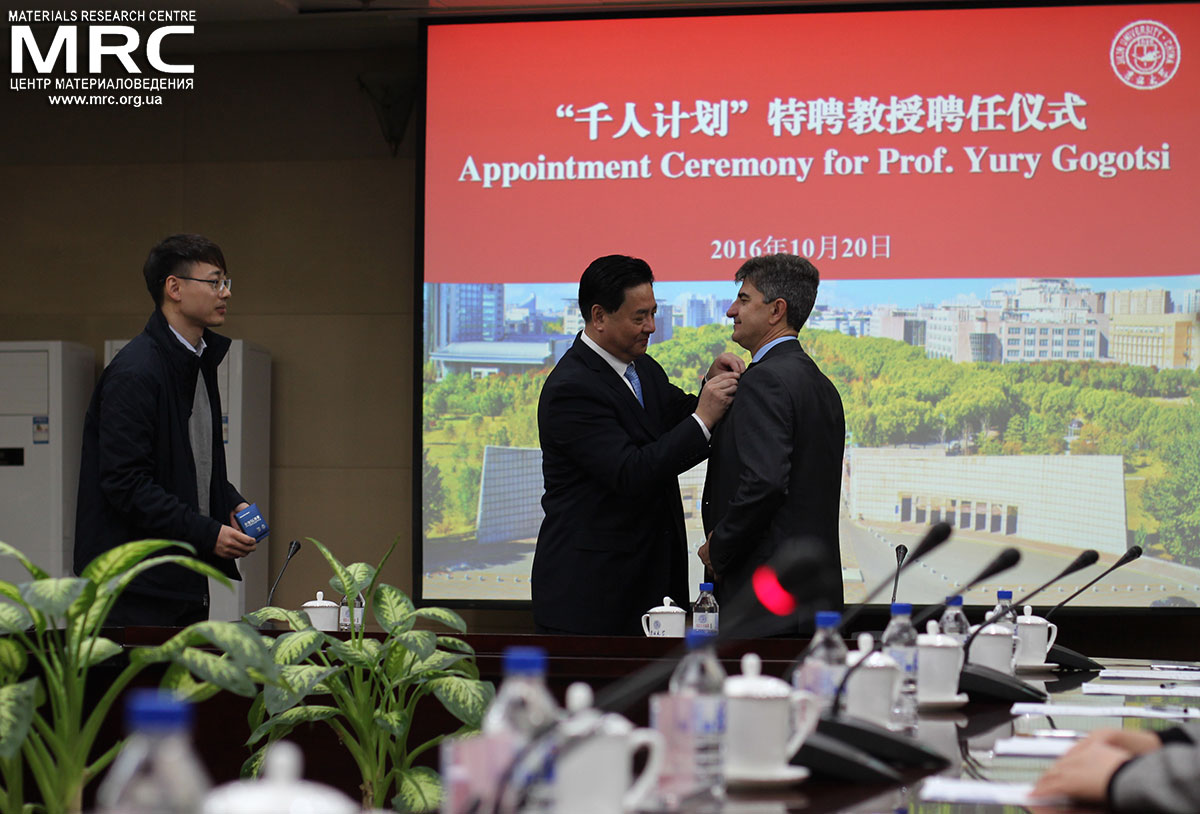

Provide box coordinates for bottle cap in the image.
[815,610,841,628]
[998,590,1013,600]
[502,646,547,676]
[945,595,963,606]
[890,602,912,615]
[125,689,191,732]
[684,628,716,650]
[699,582,714,592]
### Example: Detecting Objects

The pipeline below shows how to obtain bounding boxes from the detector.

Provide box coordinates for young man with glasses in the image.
[74,234,258,626]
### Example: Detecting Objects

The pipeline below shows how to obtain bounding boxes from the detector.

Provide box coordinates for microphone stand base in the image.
[1047,643,1103,671]
[791,730,904,784]
[815,714,950,770]
[960,663,1048,702]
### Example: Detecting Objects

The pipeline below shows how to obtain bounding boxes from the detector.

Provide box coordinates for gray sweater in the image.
[1110,722,1200,813]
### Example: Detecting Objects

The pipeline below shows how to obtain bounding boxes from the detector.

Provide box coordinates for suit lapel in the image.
[570,337,659,438]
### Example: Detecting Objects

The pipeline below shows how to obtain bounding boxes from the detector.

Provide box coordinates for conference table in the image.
[108,629,1194,813]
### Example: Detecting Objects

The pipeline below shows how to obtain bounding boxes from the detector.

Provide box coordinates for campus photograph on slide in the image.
[418,4,1200,608]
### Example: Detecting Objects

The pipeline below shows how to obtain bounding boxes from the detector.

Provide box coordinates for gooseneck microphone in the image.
[962,549,1099,661]
[890,544,908,604]
[838,522,953,634]
[912,547,1022,629]
[265,540,302,608]
[1041,546,1143,671]
[1046,546,1142,620]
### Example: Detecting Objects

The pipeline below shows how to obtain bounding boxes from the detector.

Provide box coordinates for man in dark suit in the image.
[699,254,845,633]
[533,255,743,635]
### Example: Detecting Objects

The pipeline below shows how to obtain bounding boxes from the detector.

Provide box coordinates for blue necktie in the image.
[624,363,644,407]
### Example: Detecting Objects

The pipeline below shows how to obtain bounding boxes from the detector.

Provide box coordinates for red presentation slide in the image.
[426,5,1196,283]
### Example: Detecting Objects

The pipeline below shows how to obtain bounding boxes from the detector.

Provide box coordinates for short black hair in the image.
[143,234,227,308]
[734,253,819,331]
[578,255,654,324]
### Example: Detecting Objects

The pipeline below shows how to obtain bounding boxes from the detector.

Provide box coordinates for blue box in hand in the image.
[234,503,269,542]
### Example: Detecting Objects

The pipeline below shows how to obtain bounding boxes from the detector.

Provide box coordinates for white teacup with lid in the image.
[843,633,901,725]
[967,622,1014,674]
[724,653,820,782]
[300,591,339,632]
[641,596,686,638]
[916,620,964,704]
[203,741,358,814]
[1015,605,1058,668]
[555,683,664,814]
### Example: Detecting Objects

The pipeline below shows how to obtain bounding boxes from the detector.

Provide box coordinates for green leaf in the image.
[412,606,467,634]
[265,665,338,716]
[65,579,97,624]
[0,580,23,603]
[428,677,494,727]
[272,628,326,666]
[392,766,442,814]
[304,539,357,602]
[436,636,475,655]
[410,650,468,676]
[177,650,256,697]
[19,578,88,618]
[393,630,437,662]
[247,704,340,747]
[328,638,383,669]
[0,542,49,580]
[81,539,187,585]
[372,709,411,740]
[0,603,32,635]
[0,679,38,759]
[384,642,413,684]
[373,584,415,632]
[241,745,268,779]
[81,637,123,668]
[104,554,232,599]
[243,606,313,631]
[330,562,375,599]
[160,662,221,704]
[0,638,27,678]
[187,621,278,677]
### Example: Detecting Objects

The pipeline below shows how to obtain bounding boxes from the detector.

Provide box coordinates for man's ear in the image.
[769,298,788,326]
[590,303,608,330]
[163,276,183,304]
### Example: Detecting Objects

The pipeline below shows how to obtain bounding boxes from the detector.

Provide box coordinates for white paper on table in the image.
[1083,683,1200,698]
[1102,669,1200,681]
[994,736,1076,757]
[1152,664,1200,672]
[1011,702,1198,719]
[919,777,1058,806]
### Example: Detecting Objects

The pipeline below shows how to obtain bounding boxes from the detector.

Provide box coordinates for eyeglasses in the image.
[174,275,232,292]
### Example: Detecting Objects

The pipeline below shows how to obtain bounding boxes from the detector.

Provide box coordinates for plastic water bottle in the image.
[938,595,970,644]
[692,582,719,633]
[96,690,210,814]
[655,629,726,803]
[991,589,1017,631]
[882,602,918,727]
[482,647,560,812]
[795,610,848,711]
[338,593,365,632]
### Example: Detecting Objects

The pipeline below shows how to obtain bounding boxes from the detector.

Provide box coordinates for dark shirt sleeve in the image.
[96,367,221,553]
[540,379,708,498]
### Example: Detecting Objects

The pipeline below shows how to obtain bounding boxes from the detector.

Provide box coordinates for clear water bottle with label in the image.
[653,629,726,805]
[338,593,365,632]
[692,582,719,633]
[482,646,560,813]
[938,595,970,644]
[795,610,849,711]
[96,690,210,814]
[882,602,918,728]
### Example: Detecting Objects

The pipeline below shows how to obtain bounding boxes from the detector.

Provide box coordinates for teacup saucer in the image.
[724,765,810,789]
[917,692,969,710]
[1015,662,1056,674]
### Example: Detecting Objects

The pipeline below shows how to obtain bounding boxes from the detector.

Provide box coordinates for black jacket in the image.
[532,336,709,635]
[74,310,243,600]
[702,339,845,627]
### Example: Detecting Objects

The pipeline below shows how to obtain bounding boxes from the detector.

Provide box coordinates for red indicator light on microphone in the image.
[753,564,796,616]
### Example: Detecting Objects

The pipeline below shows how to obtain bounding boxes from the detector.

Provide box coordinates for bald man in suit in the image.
[532,255,743,635]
